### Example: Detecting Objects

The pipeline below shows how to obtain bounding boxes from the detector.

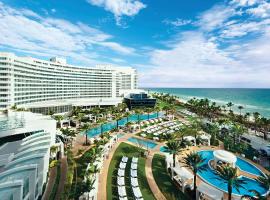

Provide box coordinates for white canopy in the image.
[184,136,196,141]
[197,182,223,200]
[213,150,237,165]
[173,166,193,181]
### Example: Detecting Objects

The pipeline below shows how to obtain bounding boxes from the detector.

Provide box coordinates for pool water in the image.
[86,112,163,138]
[127,137,157,149]
[197,150,268,197]
[236,157,264,176]
[117,133,125,138]
[160,146,170,153]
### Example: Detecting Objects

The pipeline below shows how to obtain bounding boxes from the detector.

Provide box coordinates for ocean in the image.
[148,88,270,118]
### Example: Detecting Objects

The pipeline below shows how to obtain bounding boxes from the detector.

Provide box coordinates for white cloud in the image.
[247,1,270,18]
[230,0,259,7]
[0,2,135,64]
[221,19,270,38]
[87,0,146,25]
[197,5,235,31]
[163,18,192,27]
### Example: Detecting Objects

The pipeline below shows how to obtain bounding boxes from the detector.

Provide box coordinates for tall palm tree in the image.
[183,151,207,192]
[253,112,261,134]
[238,105,244,116]
[115,113,122,129]
[80,123,91,145]
[241,190,266,200]
[227,102,234,112]
[164,140,183,167]
[230,123,245,145]
[256,174,270,191]
[214,164,246,200]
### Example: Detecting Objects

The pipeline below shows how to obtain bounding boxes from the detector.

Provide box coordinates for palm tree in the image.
[230,123,245,145]
[164,140,183,167]
[183,151,207,192]
[227,102,234,112]
[115,113,122,129]
[256,174,270,190]
[214,164,246,200]
[80,123,91,145]
[238,105,244,116]
[253,112,261,134]
[241,190,266,200]
[53,115,64,127]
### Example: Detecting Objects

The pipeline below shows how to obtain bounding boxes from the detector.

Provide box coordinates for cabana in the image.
[184,136,196,146]
[196,181,223,200]
[213,150,237,168]
[172,165,194,192]
[200,133,211,146]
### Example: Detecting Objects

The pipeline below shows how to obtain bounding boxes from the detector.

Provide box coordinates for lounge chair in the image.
[118,168,125,177]
[118,186,127,197]
[130,169,137,177]
[131,163,138,170]
[132,186,143,200]
[117,176,125,186]
[119,162,127,169]
[132,157,138,163]
[131,177,139,187]
[121,156,128,163]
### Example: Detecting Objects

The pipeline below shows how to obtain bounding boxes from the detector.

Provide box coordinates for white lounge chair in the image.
[132,157,138,163]
[131,163,138,170]
[117,176,125,186]
[131,177,139,187]
[121,156,128,163]
[119,162,127,169]
[118,186,127,197]
[132,187,143,199]
[118,168,125,177]
[131,169,137,177]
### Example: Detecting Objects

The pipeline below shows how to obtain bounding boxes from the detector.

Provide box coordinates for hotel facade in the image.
[0,52,137,114]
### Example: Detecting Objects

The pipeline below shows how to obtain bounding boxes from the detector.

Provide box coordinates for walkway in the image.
[42,166,57,200]
[55,156,68,200]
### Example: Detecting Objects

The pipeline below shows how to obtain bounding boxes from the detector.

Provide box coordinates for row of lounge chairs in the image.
[117,156,143,200]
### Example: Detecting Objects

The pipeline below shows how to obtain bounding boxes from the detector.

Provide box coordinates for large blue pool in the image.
[127,137,157,149]
[197,150,268,196]
[86,112,162,138]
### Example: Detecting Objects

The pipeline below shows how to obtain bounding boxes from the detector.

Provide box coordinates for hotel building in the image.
[0,52,137,114]
[0,111,57,200]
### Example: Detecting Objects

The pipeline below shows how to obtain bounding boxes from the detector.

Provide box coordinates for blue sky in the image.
[0,0,270,88]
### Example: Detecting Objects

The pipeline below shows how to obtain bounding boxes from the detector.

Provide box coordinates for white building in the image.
[0,52,137,114]
[0,111,57,200]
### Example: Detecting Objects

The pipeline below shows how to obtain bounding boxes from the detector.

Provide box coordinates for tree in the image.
[214,164,246,200]
[241,190,266,200]
[80,123,91,145]
[253,112,261,134]
[230,123,245,145]
[183,151,207,192]
[256,174,270,191]
[238,105,244,116]
[227,102,234,112]
[115,113,122,129]
[164,140,183,167]
[53,115,64,127]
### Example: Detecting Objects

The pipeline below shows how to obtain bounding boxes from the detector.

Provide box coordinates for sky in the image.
[0,0,270,88]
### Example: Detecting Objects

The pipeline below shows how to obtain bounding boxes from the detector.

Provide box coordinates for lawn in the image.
[152,154,189,200]
[107,142,156,200]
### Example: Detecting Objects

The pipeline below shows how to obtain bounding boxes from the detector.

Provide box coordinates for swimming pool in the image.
[160,146,170,153]
[86,112,163,137]
[197,150,268,196]
[127,137,157,149]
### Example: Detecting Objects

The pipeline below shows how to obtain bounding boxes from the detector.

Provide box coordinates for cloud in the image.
[163,18,192,27]
[87,0,146,25]
[0,2,135,65]
[140,0,270,88]
[197,5,235,31]
[247,1,270,18]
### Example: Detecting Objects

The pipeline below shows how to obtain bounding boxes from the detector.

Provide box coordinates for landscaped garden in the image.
[107,142,155,200]
[152,154,188,200]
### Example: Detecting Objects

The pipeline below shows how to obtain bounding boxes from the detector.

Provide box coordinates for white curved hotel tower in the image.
[0,52,137,113]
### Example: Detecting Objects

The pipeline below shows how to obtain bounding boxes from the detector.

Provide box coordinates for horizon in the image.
[0,0,270,88]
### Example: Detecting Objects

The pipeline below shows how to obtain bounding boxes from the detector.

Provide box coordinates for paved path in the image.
[55,156,68,200]
[42,166,57,200]
[145,152,167,200]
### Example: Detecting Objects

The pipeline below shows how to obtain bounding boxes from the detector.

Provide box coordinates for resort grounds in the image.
[44,95,270,200]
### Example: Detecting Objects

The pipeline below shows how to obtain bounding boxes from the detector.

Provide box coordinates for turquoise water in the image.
[236,157,264,176]
[149,88,270,117]
[160,146,170,153]
[197,150,267,196]
[127,137,157,149]
[86,112,162,138]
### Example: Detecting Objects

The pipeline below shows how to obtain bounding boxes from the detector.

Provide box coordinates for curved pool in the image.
[86,112,163,137]
[197,150,268,197]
